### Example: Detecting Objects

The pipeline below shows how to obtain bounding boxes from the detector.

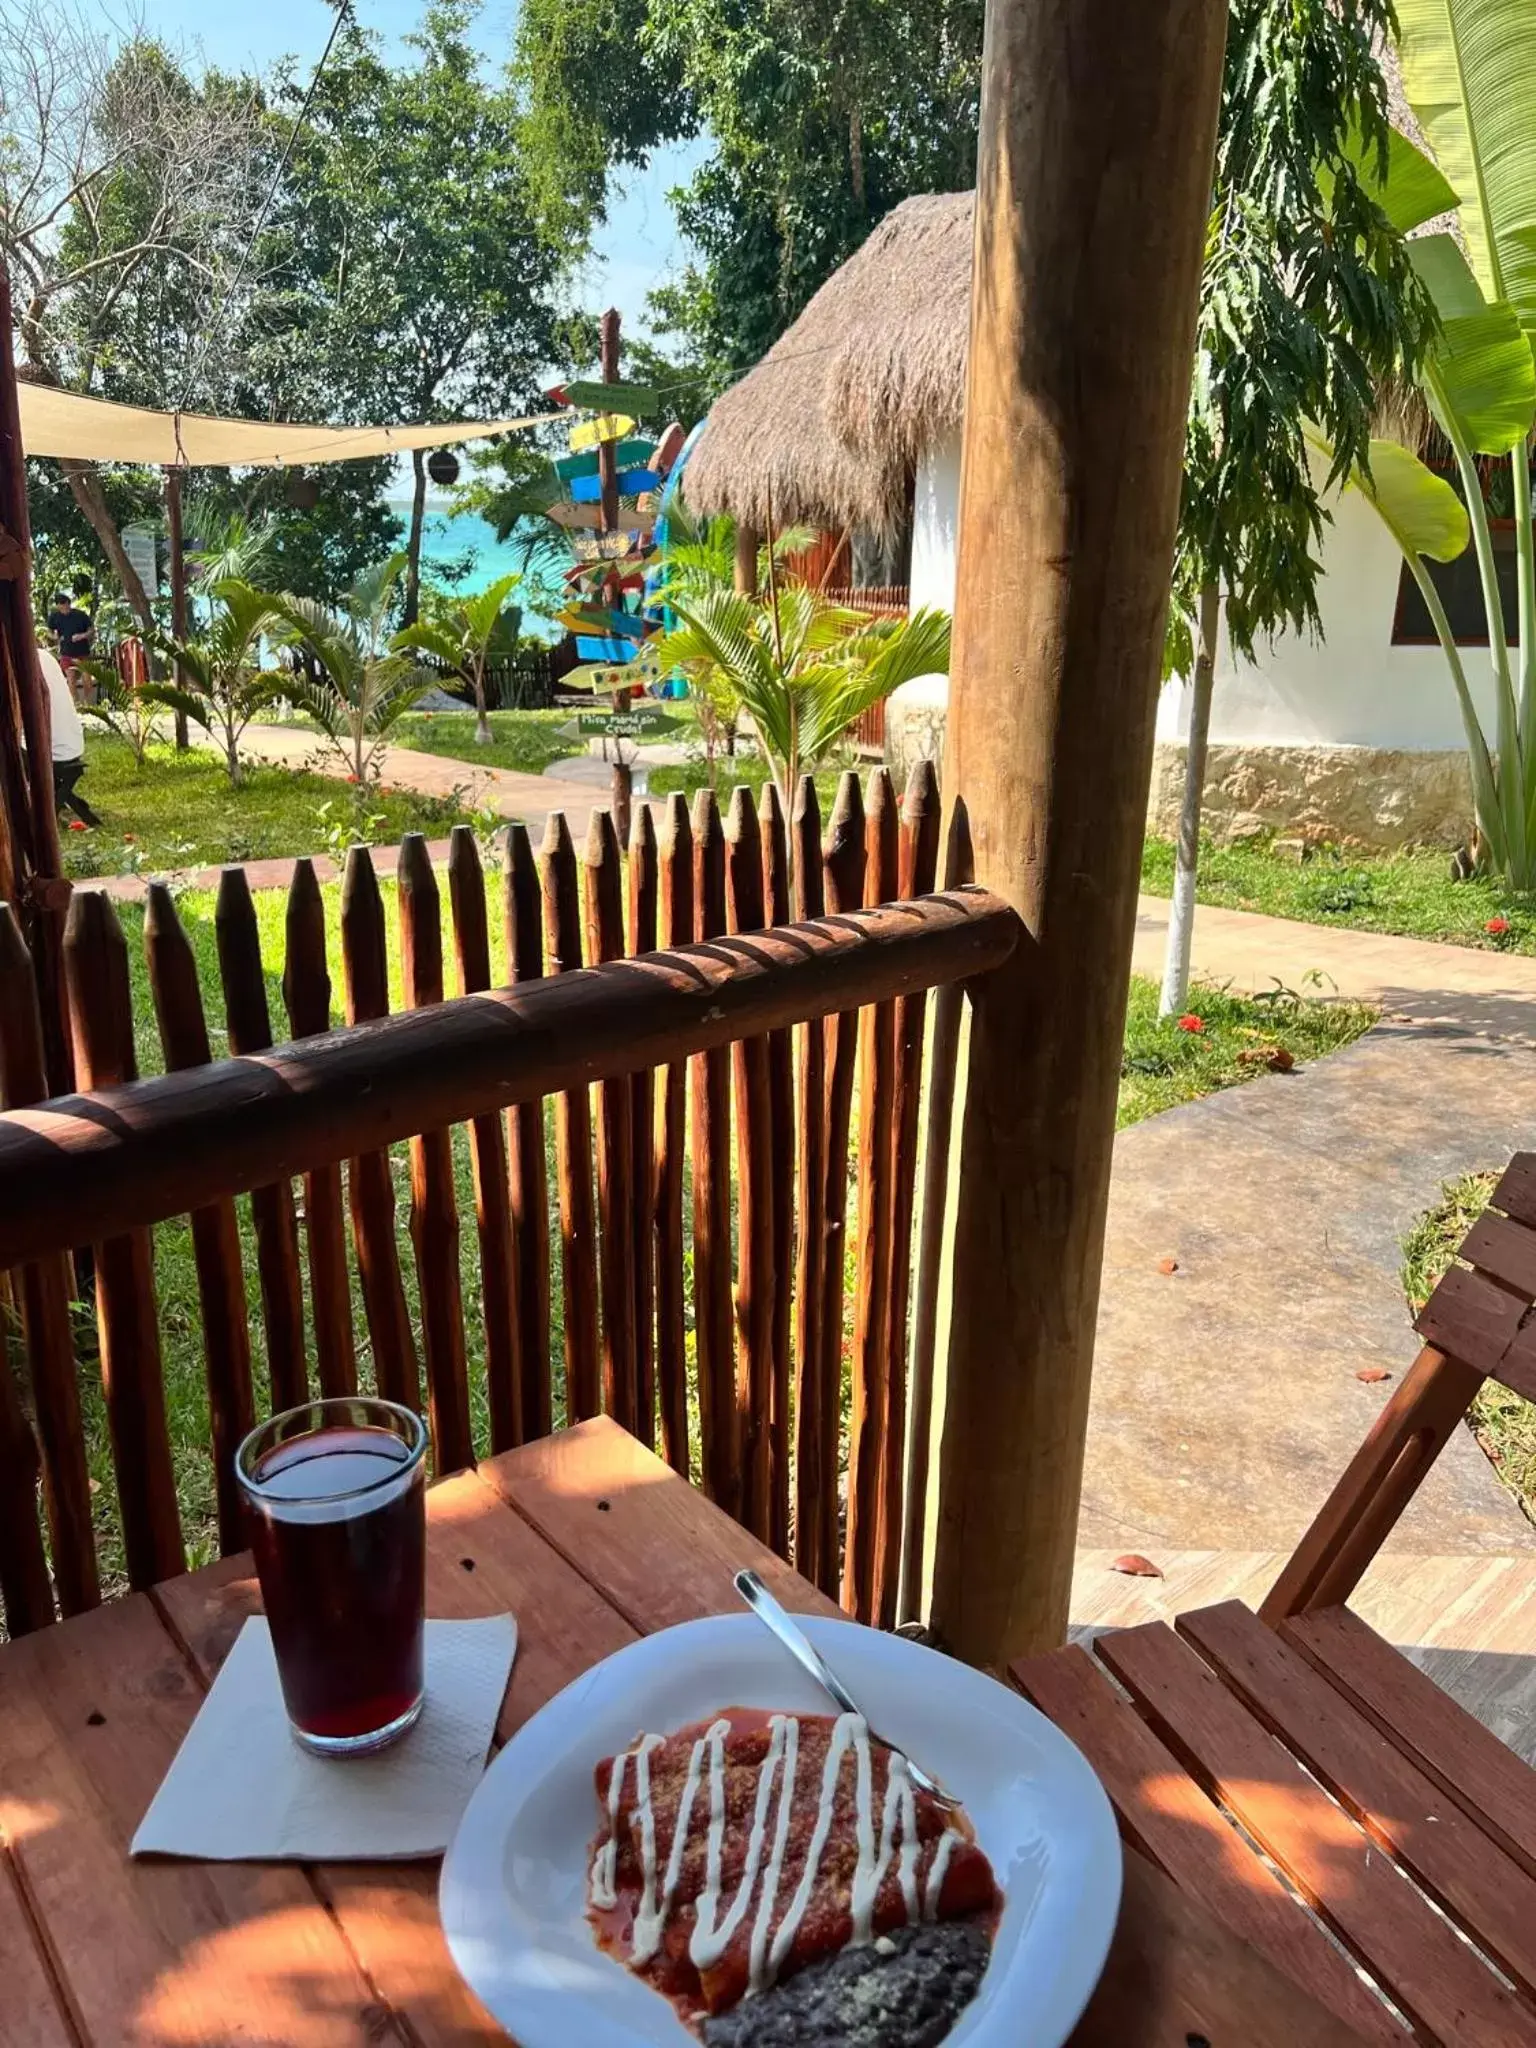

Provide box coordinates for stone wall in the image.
[1147,742,1474,850]
[886,681,1476,851]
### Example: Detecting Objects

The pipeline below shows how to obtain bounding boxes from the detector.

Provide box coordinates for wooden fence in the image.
[0,766,1015,1639]
[826,589,910,755]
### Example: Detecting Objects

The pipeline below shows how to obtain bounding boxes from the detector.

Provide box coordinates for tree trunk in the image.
[474,665,493,746]
[164,466,190,751]
[929,0,1227,1668]
[403,446,429,628]
[1158,579,1220,1017]
[60,459,154,628]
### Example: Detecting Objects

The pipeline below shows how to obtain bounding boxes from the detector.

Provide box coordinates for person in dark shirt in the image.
[46,591,93,669]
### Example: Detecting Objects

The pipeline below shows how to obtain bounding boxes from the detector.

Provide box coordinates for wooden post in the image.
[734,525,760,598]
[930,0,1227,1666]
[0,262,71,1095]
[598,307,622,538]
[163,465,190,752]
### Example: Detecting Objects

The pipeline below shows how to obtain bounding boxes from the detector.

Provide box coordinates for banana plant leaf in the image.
[1409,234,1536,453]
[1396,0,1536,342]
[1304,426,1469,560]
[1334,118,1459,234]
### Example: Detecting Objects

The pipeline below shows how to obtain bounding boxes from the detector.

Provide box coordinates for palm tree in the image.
[651,512,821,769]
[268,553,428,785]
[392,570,523,746]
[186,509,278,593]
[153,578,285,786]
[657,580,951,811]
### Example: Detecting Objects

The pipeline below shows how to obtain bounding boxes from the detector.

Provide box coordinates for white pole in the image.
[1159,580,1220,1017]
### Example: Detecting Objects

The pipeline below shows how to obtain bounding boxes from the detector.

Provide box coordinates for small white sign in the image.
[122,523,159,596]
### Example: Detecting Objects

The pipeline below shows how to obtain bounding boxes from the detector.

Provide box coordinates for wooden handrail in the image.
[0,887,1016,1265]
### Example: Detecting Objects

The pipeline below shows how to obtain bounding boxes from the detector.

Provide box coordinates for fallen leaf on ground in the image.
[1355,1367,1391,1384]
[1236,1045,1295,1072]
[1156,1256,1179,1275]
[1111,1554,1163,1578]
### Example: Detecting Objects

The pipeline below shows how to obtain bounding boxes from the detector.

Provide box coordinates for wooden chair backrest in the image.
[1264,1152,1536,1623]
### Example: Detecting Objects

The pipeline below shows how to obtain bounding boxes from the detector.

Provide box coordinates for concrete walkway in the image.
[239,723,599,836]
[1091,896,1536,1568]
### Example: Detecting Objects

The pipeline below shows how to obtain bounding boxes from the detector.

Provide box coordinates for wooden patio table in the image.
[3,1415,1386,2048]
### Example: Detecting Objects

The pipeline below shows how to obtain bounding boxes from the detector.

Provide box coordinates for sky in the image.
[87,0,701,342]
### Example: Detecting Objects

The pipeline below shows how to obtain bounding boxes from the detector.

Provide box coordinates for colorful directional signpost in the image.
[537,311,688,827]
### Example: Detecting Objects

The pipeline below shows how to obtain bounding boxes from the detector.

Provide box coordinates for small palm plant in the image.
[154,578,285,786]
[657,579,951,811]
[186,509,278,591]
[268,553,428,785]
[392,570,523,746]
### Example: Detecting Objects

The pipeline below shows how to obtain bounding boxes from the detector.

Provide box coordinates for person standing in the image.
[39,644,101,827]
[46,588,94,684]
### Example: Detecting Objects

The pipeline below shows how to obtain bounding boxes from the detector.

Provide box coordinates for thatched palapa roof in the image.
[685,50,1455,538]
[683,192,975,540]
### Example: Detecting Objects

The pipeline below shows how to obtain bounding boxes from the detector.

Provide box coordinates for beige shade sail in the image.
[18,384,562,467]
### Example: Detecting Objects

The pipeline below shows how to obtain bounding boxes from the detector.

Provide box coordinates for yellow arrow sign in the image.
[567,412,636,453]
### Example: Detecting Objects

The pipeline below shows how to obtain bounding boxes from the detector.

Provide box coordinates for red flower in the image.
[122,833,135,844]
[1486,916,1511,936]
[1176,1013,1205,1034]
[67,818,87,832]
[345,773,359,784]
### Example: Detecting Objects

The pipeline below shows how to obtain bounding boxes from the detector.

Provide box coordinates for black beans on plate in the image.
[701,1918,991,2048]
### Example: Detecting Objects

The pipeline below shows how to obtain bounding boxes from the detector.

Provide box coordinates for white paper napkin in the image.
[132,1613,517,1861]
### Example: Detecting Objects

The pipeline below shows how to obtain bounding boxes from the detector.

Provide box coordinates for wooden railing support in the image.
[0,888,1015,1270]
[930,0,1228,1666]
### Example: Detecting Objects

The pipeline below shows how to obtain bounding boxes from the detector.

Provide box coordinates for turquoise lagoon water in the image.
[390,498,562,638]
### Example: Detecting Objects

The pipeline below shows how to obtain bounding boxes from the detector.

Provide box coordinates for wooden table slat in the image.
[1073,1849,1378,2048]
[153,1467,641,2048]
[0,1592,399,2047]
[0,1848,78,2048]
[1094,1618,1531,2047]
[1284,1603,1536,1886]
[1013,1644,1405,2044]
[5,1416,1519,2048]
[1178,1600,1536,2008]
[479,1414,844,1634]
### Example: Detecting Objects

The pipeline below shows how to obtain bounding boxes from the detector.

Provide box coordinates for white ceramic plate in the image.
[440,1613,1121,2047]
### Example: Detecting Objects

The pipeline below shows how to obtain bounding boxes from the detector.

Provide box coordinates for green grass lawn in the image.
[392,708,578,777]
[64,733,474,881]
[1143,832,1536,955]
[26,875,1373,1595]
[1118,975,1375,1126]
[1402,1171,1534,1522]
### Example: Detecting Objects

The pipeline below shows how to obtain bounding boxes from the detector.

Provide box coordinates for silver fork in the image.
[733,1568,961,1810]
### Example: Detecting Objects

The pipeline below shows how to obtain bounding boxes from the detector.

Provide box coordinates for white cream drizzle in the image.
[589,1711,968,1998]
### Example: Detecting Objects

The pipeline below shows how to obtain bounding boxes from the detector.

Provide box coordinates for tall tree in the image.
[1157,2,1435,1013]
[0,9,267,622]
[262,2,562,623]
[513,0,982,376]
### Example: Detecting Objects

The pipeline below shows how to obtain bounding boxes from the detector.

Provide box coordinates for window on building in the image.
[1392,519,1523,646]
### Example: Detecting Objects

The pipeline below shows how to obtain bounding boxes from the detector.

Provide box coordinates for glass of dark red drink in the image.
[236,1397,428,1756]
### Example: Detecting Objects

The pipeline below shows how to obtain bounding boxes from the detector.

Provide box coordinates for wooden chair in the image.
[1008,1151,1536,2043]
[1262,1150,1536,1624]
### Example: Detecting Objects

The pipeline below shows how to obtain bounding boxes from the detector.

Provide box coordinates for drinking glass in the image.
[236,1396,428,1756]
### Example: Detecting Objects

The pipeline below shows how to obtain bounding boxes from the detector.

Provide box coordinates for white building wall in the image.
[907,429,1491,757]
[910,438,962,614]
[1157,483,1491,751]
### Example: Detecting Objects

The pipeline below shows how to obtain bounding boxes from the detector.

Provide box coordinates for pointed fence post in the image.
[931,0,1228,1666]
